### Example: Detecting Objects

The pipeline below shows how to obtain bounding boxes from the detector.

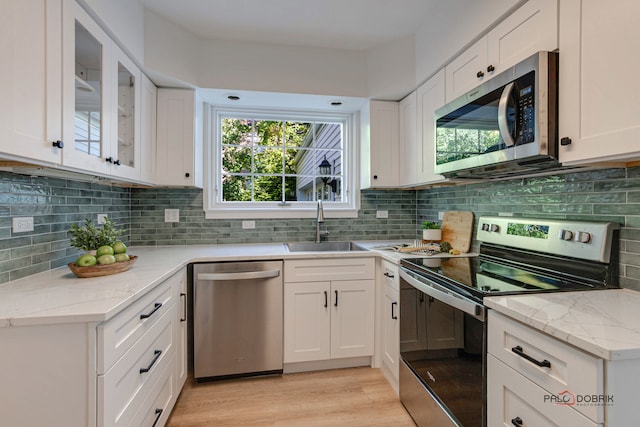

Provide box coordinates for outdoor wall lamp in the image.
[319,157,339,193]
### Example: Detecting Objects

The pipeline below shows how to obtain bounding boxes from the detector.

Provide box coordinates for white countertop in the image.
[485,289,640,361]
[0,240,475,328]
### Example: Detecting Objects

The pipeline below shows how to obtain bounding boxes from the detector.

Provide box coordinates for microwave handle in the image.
[498,82,516,147]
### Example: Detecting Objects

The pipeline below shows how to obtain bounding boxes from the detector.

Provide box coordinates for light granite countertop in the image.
[0,240,469,328]
[485,289,640,361]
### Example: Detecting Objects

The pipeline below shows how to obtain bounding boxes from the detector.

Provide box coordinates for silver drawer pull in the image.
[511,345,551,368]
[139,349,162,374]
[197,269,280,281]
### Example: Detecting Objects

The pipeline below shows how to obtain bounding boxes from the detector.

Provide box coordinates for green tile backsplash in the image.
[2,166,640,290]
[129,189,417,245]
[0,172,131,284]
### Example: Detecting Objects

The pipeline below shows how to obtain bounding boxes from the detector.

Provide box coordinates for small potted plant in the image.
[421,221,442,242]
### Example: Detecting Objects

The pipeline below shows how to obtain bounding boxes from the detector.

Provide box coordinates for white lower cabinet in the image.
[284,258,375,364]
[378,259,400,393]
[0,268,187,427]
[488,310,602,425]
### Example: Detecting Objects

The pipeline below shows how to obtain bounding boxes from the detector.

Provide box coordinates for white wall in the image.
[197,40,368,97]
[143,9,200,87]
[79,0,144,64]
[140,0,527,98]
[367,35,416,101]
[414,0,525,86]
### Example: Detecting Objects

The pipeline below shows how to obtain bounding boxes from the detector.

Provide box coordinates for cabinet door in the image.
[445,37,488,102]
[62,1,113,175]
[174,270,188,391]
[487,0,558,76]
[416,69,446,185]
[110,48,141,181]
[398,92,417,185]
[284,282,331,363]
[558,0,640,165]
[330,280,375,359]
[156,89,199,186]
[368,101,399,188]
[0,0,63,164]
[382,284,399,380]
[140,74,157,184]
[399,284,427,352]
[425,297,464,350]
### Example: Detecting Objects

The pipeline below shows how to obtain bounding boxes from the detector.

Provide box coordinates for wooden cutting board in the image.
[441,211,474,253]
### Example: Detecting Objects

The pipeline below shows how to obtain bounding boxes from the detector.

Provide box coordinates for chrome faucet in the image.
[316,200,329,243]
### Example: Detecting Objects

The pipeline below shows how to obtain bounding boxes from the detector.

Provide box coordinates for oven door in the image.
[399,267,486,427]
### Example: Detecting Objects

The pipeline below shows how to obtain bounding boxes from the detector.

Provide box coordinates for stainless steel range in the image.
[398,216,620,427]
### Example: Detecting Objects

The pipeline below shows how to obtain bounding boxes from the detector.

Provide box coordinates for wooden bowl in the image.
[68,255,138,278]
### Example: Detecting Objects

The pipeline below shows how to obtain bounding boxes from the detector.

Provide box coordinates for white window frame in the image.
[203,105,360,219]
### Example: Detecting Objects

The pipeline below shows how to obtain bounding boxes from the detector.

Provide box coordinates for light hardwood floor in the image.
[167,367,415,426]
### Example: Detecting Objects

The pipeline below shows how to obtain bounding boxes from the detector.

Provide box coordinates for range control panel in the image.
[477,216,620,263]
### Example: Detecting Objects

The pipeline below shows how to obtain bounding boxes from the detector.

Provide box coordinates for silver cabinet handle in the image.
[197,269,280,281]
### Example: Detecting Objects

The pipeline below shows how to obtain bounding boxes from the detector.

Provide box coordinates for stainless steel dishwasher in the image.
[193,260,283,380]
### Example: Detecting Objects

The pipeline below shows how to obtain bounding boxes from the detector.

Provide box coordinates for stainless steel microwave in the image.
[434,51,559,179]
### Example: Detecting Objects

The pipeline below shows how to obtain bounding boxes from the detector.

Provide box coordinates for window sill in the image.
[204,207,359,220]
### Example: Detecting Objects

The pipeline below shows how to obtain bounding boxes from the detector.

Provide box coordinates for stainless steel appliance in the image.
[399,216,620,427]
[435,51,559,179]
[193,260,283,380]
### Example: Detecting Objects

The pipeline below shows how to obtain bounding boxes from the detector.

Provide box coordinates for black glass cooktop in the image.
[401,251,609,301]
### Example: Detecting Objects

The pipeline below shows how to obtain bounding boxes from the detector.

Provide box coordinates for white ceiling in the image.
[140,0,438,50]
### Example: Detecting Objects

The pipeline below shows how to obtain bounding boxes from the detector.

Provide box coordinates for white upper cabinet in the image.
[0,0,63,164]
[140,74,157,184]
[360,101,400,188]
[156,89,203,187]
[62,1,113,176]
[415,69,447,185]
[445,0,558,102]
[558,0,640,165]
[1,0,150,184]
[398,92,417,185]
[111,47,142,181]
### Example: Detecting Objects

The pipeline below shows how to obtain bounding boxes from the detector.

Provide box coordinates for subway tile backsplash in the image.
[2,167,640,290]
[0,171,131,284]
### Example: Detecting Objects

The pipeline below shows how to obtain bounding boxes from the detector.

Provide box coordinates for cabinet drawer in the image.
[380,259,399,291]
[487,355,598,427]
[98,278,175,373]
[488,311,603,423]
[98,302,176,427]
[129,354,176,427]
[284,258,374,283]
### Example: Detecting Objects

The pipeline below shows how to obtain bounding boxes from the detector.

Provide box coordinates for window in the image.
[204,107,360,219]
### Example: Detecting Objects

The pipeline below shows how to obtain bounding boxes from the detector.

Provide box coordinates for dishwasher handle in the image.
[197,269,281,281]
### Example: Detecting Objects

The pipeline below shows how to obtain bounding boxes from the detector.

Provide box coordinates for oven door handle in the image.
[400,268,484,321]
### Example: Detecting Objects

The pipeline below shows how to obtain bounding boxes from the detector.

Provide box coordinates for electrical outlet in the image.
[164,209,180,223]
[438,212,445,220]
[242,221,256,229]
[97,214,108,224]
[12,217,34,233]
[376,210,388,219]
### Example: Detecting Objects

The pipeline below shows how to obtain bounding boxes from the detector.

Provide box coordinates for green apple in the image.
[76,254,97,267]
[112,241,127,254]
[114,253,130,262]
[97,254,116,265]
[96,245,114,257]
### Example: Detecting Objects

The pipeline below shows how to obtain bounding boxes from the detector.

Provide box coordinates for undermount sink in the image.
[285,241,367,252]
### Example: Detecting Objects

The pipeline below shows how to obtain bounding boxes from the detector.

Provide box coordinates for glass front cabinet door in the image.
[62,1,141,180]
